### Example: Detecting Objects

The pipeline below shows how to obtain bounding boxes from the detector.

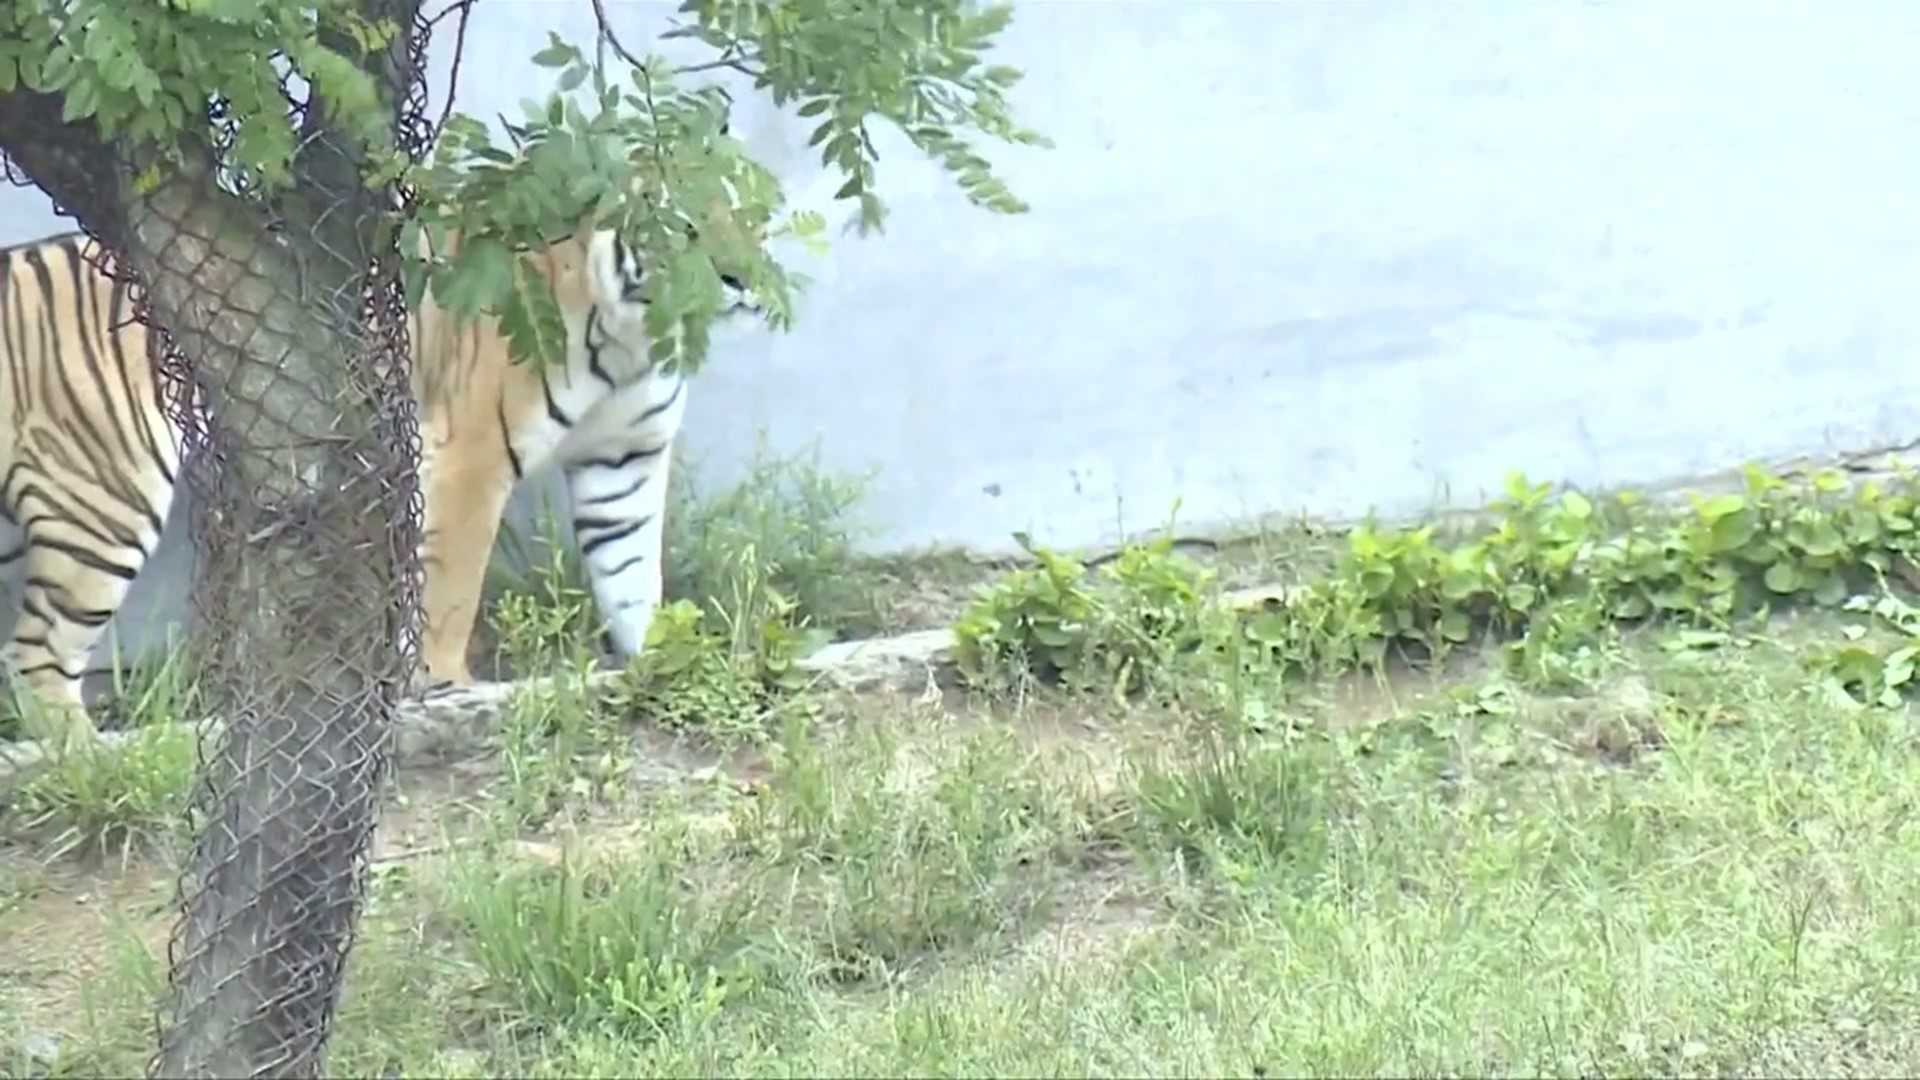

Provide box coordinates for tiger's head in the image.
[581,223,764,345]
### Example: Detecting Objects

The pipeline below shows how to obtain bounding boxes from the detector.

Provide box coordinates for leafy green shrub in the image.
[608,595,819,745]
[951,529,1225,696]
[1806,590,1920,707]
[486,581,822,826]
[957,464,1920,696]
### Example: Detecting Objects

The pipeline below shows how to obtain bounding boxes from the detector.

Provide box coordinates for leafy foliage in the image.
[951,527,1227,698]
[955,464,1920,700]
[610,594,818,744]
[1,0,1044,372]
[1807,590,1920,707]
[0,0,398,189]
[664,445,878,640]
[401,0,1047,374]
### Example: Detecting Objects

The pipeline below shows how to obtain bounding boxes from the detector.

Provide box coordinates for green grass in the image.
[484,442,907,669]
[0,635,200,864]
[8,615,1920,1078]
[12,459,1920,1075]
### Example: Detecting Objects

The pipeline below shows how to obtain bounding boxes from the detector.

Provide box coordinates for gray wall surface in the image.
[5,0,1920,669]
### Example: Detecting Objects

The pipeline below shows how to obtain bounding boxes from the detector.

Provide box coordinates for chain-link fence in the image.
[1,3,440,1076]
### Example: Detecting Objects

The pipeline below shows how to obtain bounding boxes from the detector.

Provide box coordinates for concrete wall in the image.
[6,0,1920,667]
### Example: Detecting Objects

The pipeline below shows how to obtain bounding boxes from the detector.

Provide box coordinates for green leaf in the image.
[509,256,569,366]
[1813,572,1848,607]
[1706,508,1756,553]
[400,260,429,311]
[531,33,576,68]
[1691,494,1740,524]
[439,236,517,320]
[1883,644,1920,686]
[1762,561,1801,595]
[36,44,72,92]
[983,64,1023,88]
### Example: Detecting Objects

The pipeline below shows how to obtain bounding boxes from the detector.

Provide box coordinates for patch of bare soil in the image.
[861,554,1007,637]
[368,761,503,862]
[0,855,172,1052]
[1310,651,1490,730]
[1010,869,1167,979]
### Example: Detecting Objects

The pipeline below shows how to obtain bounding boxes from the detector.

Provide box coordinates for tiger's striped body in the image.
[0,227,762,745]
[0,236,182,746]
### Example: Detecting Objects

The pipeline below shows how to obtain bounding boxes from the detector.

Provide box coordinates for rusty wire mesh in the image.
[0,4,441,1076]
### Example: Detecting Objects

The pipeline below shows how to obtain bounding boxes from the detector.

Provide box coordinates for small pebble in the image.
[16,1030,61,1065]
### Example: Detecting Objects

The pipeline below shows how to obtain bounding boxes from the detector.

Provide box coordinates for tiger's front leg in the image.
[564,436,678,665]
[3,512,144,752]
[417,445,517,688]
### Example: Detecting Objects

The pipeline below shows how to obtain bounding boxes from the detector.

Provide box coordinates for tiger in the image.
[0,211,766,750]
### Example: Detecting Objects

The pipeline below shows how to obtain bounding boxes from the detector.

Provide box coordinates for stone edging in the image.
[0,584,1315,800]
[0,627,968,798]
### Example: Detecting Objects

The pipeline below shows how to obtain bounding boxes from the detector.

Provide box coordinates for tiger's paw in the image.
[407,664,473,701]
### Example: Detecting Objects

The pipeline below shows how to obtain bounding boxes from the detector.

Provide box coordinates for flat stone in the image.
[797,628,957,691]
[15,1030,60,1066]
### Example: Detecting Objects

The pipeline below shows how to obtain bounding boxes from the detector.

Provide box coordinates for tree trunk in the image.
[3,8,427,1073]
[114,167,419,1080]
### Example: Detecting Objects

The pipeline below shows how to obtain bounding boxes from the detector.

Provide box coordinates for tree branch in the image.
[0,87,129,246]
[297,0,427,166]
[424,0,478,136]
[0,85,282,274]
[674,54,763,78]
[611,7,765,81]
[278,0,427,324]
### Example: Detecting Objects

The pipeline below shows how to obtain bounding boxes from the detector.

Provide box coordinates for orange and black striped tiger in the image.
[0,219,765,747]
